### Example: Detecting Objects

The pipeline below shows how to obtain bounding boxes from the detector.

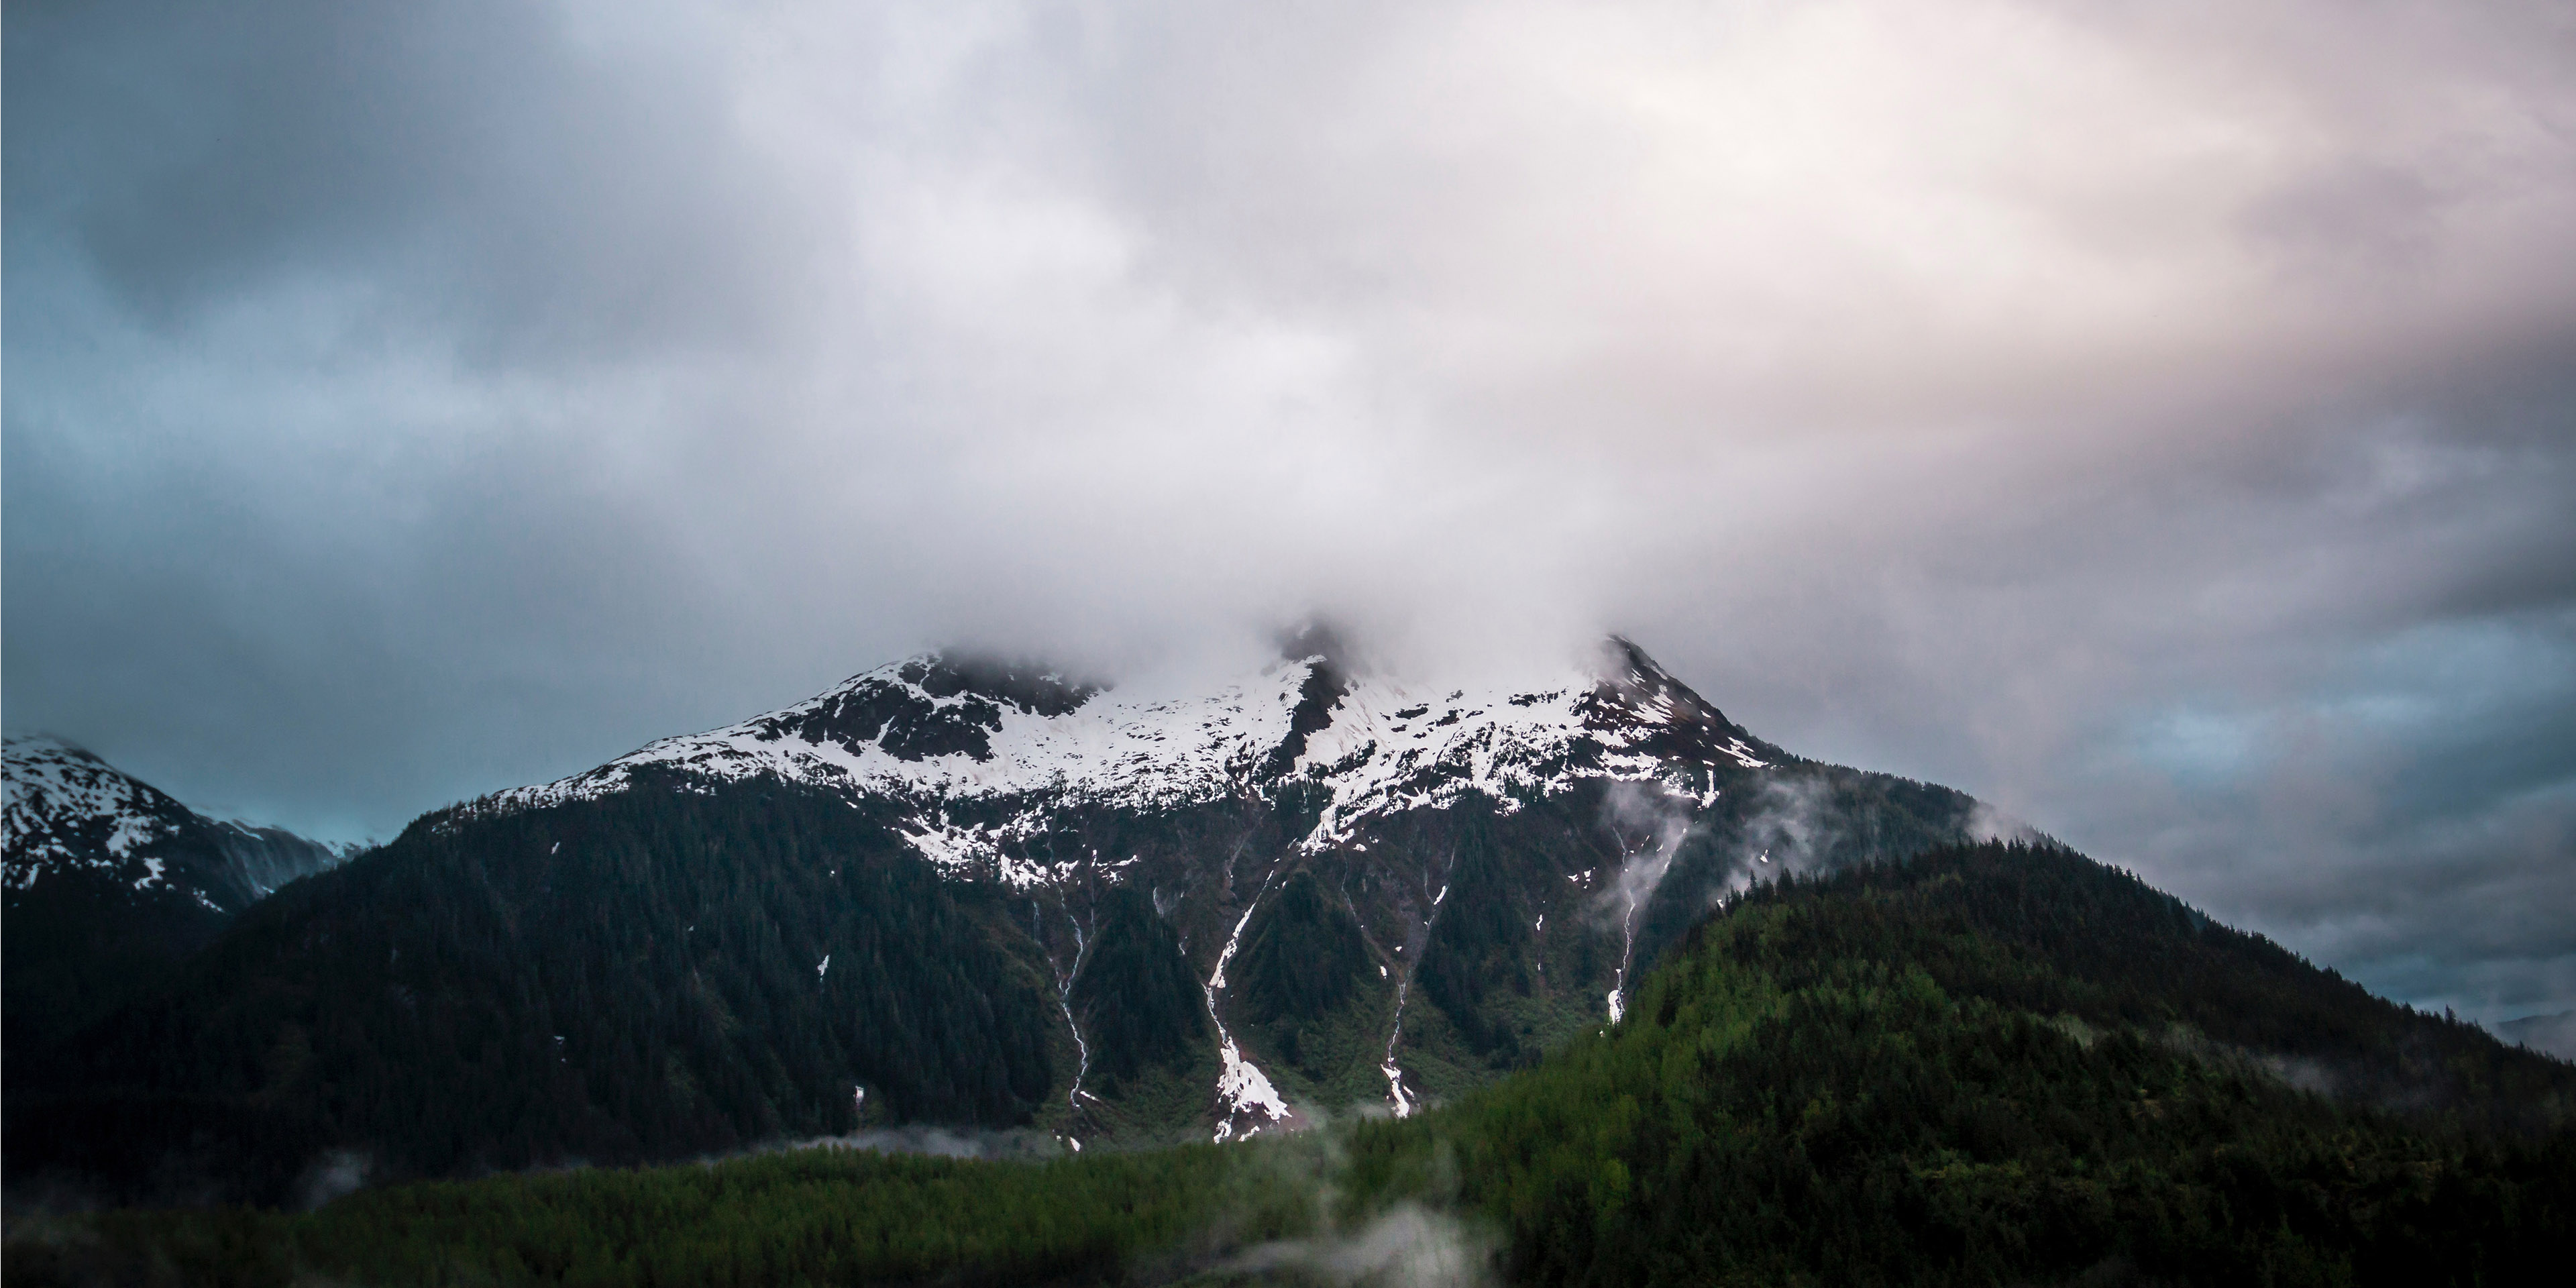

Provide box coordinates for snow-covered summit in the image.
[3,734,353,911]
[452,636,1803,1138]
[3,735,201,898]
[478,637,1784,878]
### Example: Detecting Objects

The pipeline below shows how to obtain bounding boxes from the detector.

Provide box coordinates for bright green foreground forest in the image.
[11,843,2573,1286]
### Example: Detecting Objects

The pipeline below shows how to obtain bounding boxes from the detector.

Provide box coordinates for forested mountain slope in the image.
[2,736,352,1087]
[1358,841,2576,1283]
[7,779,1063,1206]
[12,842,2570,1287]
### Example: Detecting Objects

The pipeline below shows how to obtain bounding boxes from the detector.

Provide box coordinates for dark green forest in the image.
[13,841,2571,1286]
[3,871,231,1091]
[1345,842,2576,1284]
[7,777,1064,1206]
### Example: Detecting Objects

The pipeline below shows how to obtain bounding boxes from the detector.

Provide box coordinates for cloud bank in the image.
[7,0,2572,1022]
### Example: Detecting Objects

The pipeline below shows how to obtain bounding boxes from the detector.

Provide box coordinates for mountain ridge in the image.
[464,637,1787,867]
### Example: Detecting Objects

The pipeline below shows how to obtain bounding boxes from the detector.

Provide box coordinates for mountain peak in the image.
[900,652,1103,718]
[3,731,111,773]
[3,735,352,912]
[5,733,193,879]
[1274,619,1360,673]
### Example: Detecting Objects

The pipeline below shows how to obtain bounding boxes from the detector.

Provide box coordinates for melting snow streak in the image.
[1205,865,1291,1142]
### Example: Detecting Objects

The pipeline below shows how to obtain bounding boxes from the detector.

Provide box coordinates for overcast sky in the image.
[7,0,2571,1026]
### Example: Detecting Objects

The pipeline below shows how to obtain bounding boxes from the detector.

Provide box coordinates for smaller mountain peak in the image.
[4,732,109,767]
[906,651,1103,718]
[1593,635,1670,686]
[1275,619,1360,674]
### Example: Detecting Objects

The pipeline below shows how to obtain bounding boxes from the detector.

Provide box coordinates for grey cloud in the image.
[7,0,824,365]
[5,0,2572,1020]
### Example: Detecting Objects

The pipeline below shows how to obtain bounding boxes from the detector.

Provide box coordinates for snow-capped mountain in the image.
[425,635,1949,1144]
[3,734,354,914]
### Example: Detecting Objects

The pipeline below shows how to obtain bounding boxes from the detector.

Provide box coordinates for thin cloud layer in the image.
[5,0,2571,1022]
